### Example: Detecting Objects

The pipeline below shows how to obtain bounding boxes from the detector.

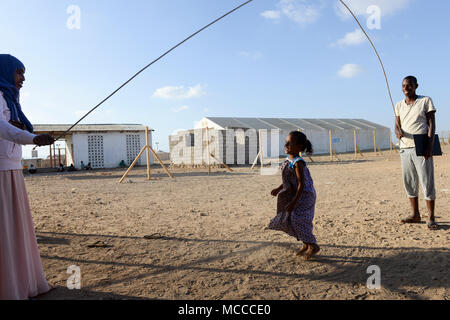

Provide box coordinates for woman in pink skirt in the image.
[0,54,55,300]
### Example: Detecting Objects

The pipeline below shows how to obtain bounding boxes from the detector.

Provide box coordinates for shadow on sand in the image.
[36,231,449,300]
[32,286,151,300]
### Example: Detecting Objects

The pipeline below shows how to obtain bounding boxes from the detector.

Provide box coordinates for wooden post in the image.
[356,145,364,157]
[210,153,233,172]
[49,144,53,168]
[119,127,174,183]
[389,130,392,153]
[58,148,61,166]
[251,150,261,170]
[354,129,357,158]
[118,146,147,183]
[53,143,57,167]
[259,129,264,168]
[329,130,333,161]
[149,146,174,179]
[145,127,151,180]
[373,129,377,154]
[205,127,211,174]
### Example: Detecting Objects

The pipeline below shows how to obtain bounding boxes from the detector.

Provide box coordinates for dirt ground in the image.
[29,146,449,300]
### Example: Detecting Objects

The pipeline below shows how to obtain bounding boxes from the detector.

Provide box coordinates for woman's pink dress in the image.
[0,170,50,300]
[0,89,50,300]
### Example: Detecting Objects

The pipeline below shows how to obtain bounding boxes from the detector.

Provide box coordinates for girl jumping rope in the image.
[269,131,320,260]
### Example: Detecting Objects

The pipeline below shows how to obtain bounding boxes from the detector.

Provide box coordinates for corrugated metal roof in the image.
[205,117,389,131]
[33,124,148,133]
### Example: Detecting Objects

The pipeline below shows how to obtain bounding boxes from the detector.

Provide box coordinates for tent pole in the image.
[149,146,174,179]
[49,144,53,168]
[146,127,151,180]
[251,150,261,170]
[119,127,174,183]
[329,130,333,161]
[206,127,211,174]
[119,146,147,183]
[259,129,264,169]
[390,130,393,154]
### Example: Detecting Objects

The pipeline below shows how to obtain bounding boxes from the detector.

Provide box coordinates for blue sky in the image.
[1,0,449,154]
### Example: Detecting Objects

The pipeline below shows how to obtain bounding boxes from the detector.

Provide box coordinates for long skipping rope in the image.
[339,0,404,147]
[339,0,402,143]
[36,0,397,149]
[338,0,395,113]
[33,0,254,149]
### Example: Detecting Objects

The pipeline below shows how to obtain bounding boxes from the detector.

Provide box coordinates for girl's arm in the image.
[286,162,305,213]
[271,184,284,196]
[293,162,306,203]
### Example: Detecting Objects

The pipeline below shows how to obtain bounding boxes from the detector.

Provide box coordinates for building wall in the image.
[300,128,391,154]
[170,127,392,165]
[72,131,152,169]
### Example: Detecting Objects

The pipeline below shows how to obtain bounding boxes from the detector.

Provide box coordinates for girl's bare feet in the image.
[303,244,320,261]
[295,243,308,257]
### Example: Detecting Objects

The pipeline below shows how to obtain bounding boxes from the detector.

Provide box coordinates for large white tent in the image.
[170,117,392,165]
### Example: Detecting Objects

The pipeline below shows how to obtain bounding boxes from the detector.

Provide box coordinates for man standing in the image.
[395,76,438,230]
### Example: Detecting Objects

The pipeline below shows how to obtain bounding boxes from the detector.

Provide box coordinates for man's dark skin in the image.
[395,78,436,225]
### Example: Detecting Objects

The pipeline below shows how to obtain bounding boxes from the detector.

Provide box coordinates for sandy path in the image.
[29,146,449,300]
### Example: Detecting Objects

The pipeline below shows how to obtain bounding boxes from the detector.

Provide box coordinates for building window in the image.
[126,134,141,165]
[185,133,195,147]
[88,135,104,168]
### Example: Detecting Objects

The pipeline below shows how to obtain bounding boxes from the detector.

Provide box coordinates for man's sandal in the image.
[427,221,439,230]
[401,215,421,224]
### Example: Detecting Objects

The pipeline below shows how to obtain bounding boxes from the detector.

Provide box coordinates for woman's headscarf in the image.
[0,54,33,133]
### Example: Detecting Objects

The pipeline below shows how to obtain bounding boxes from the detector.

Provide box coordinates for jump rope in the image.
[33,0,396,149]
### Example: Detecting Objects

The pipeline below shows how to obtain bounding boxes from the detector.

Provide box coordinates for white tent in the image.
[170,117,391,165]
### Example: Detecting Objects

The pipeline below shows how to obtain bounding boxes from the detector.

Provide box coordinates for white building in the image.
[169,117,392,165]
[33,124,153,169]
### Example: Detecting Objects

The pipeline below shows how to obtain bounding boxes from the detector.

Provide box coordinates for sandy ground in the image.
[28,146,449,300]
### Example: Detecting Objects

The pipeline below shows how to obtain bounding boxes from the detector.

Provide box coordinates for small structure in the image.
[33,124,153,169]
[169,117,392,166]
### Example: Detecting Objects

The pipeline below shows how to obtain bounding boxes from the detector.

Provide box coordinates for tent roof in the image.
[204,117,389,131]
